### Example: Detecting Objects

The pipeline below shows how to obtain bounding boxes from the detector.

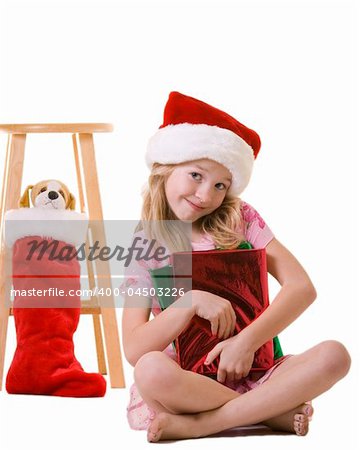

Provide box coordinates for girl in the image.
[121,91,351,442]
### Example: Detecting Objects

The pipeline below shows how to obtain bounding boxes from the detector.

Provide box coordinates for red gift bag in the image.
[170,248,274,377]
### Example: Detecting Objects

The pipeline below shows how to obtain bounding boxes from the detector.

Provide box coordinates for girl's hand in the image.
[191,290,236,340]
[204,334,255,383]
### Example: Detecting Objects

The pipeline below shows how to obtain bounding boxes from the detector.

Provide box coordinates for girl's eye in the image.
[215,183,226,191]
[40,187,47,193]
[190,172,202,180]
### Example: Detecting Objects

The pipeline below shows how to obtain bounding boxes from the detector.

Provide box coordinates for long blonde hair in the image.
[136,163,246,252]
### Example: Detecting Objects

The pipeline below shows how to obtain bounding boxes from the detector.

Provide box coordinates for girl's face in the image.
[164,158,232,227]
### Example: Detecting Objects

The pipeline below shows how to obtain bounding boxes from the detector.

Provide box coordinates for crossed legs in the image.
[134,340,351,441]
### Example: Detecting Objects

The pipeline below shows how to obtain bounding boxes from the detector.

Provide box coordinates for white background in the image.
[0,0,359,449]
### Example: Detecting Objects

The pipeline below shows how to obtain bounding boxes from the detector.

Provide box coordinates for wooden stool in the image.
[0,123,125,389]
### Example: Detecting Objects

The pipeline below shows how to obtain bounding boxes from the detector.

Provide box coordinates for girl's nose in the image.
[196,185,212,205]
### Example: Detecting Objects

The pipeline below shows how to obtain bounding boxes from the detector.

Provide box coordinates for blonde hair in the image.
[136,163,246,252]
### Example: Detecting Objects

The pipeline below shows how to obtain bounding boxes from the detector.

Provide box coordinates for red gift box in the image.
[170,248,274,377]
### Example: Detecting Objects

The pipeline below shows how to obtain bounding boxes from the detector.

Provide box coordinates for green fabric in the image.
[273,335,284,359]
[149,265,177,351]
[238,240,253,249]
[149,265,174,309]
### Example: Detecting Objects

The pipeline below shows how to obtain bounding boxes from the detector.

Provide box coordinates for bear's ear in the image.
[67,193,76,210]
[19,185,34,208]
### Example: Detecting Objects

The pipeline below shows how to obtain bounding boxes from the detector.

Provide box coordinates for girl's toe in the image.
[294,413,306,422]
[294,419,309,436]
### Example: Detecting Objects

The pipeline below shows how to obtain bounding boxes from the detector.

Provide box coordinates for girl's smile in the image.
[184,198,205,211]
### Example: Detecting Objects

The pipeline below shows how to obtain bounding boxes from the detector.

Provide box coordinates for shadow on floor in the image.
[210,424,291,438]
[153,424,292,443]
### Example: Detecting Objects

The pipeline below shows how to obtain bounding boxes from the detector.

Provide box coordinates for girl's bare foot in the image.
[147,412,201,442]
[262,403,314,436]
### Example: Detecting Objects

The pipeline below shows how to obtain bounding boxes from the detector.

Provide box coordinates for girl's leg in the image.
[135,350,310,430]
[135,349,312,435]
[146,340,351,441]
[135,349,309,435]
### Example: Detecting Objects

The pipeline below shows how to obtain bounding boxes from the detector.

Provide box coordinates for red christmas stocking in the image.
[5,214,106,397]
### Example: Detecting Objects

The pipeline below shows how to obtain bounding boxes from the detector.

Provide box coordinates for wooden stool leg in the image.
[92,313,107,374]
[72,134,107,375]
[78,133,125,388]
[0,133,26,390]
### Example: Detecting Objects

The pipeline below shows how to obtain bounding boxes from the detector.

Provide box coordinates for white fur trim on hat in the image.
[4,208,88,248]
[145,123,254,196]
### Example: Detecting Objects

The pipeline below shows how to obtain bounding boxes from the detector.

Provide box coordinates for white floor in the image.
[1,380,358,450]
[1,313,359,450]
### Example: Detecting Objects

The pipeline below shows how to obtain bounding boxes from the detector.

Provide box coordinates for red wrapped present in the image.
[169,248,274,377]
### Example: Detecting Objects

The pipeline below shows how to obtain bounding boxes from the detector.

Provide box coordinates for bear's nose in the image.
[48,191,59,200]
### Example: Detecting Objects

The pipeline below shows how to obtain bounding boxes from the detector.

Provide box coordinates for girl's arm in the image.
[122,293,195,367]
[205,237,317,382]
[122,289,237,367]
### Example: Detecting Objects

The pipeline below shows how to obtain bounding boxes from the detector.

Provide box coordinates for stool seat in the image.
[0,123,113,134]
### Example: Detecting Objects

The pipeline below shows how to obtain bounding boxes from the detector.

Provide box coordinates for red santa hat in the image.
[145,91,261,196]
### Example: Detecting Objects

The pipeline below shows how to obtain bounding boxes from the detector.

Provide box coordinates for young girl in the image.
[121,91,351,442]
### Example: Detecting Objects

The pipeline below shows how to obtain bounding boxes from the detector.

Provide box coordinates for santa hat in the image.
[145,91,261,196]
